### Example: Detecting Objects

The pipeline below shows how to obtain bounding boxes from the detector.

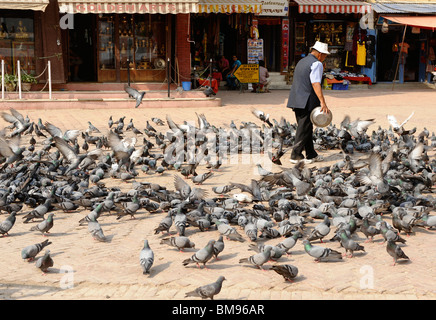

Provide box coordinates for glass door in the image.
[98,14,116,82]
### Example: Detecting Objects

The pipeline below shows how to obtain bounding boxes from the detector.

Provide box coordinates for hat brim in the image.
[310,46,331,55]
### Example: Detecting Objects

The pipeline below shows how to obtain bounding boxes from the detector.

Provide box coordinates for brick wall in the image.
[175,14,192,83]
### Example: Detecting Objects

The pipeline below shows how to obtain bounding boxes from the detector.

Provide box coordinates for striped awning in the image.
[294,0,371,14]
[58,0,199,14]
[198,0,262,13]
[372,3,436,14]
[0,0,49,11]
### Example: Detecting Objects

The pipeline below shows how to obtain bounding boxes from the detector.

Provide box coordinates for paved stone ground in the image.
[1,85,436,300]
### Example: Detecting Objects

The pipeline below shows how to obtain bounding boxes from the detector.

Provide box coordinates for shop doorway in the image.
[258,18,282,72]
[376,26,421,82]
[68,14,96,82]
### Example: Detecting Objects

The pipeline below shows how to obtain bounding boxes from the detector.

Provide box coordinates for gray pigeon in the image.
[212,185,234,196]
[174,174,208,202]
[185,276,226,300]
[139,240,154,275]
[160,236,195,252]
[215,220,245,242]
[21,239,52,261]
[154,211,173,235]
[88,216,106,242]
[213,236,225,260]
[419,213,436,230]
[239,246,272,270]
[244,220,258,241]
[22,197,53,223]
[203,86,216,98]
[338,231,365,257]
[386,240,410,266]
[29,213,54,236]
[125,85,146,108]
[271,264,299,282]
[307,216,330,243]
[276,231,300,255]
[360,217,380,242]
[78,203,104,226]
[35,250,54,274]
[116,195,141,220]
[302,240,342,262]
[191,171,213,185]
[248,244,284,261]
[182,239,215,269]
[377,220,406,244]
[0,211,16,236]
[173,209,187,236]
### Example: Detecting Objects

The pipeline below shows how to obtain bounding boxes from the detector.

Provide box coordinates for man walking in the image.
[287,41,331,164]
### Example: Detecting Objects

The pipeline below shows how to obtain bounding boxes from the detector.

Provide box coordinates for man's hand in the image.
[320,103,330,114]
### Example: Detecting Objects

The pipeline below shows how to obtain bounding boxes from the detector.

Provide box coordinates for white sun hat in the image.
[310,41,331,55]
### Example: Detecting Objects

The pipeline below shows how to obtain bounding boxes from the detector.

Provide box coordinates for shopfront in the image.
[371,2,436,83]
[0,0,198,87]
[190,0,262,69]
[59,0,198,83]
[291,0,371,74]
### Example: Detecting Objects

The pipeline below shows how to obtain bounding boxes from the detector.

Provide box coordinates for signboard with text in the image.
[258,0,288,16]
[234,64,259,83]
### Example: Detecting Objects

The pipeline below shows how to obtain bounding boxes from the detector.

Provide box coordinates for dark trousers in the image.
[290,101,318,161]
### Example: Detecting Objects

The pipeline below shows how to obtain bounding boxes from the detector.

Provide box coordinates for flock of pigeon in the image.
[0,106,435,300]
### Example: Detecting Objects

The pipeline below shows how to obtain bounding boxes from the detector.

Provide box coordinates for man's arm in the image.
[312,82,330,114]
[310,61,330,114]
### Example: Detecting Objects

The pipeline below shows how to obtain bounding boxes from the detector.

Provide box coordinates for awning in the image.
[198,0,262,14]
[372,3,436,14]
[0,0,49,11]
[294,0,371,14]
[58,0,199,14]
[382,15,436,30]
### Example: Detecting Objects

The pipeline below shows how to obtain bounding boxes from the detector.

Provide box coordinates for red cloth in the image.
[198,78,219,93]
[343,76,372,85]
[212,72,222,86]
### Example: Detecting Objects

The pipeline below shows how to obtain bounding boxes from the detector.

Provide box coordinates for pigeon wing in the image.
[368,152,383,179]
[387,115,400,129]
[399,111,414,128]
[408,143,424,161]
[174,174,191,199]
[54,136,78,162]
[44,122,63,138]
[0,137,14,157]
[10,108,25,124]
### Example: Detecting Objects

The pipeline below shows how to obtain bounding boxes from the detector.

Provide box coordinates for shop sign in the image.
[258,0,288,16]
[234,64,259,84]
[60,3,182,14]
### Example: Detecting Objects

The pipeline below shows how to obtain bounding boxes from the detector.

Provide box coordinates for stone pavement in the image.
[1,85,436,300]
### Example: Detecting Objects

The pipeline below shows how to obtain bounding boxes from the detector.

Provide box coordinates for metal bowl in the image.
[310,106,333,127]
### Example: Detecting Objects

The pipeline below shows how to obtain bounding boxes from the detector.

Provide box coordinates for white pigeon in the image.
[387,111,414,134]
[232,193,253,203]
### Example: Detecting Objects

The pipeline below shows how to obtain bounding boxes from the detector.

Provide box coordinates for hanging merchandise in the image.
[203,31,207,60]
[345,51,354,67]
[381,19,389,33]
[251,19,259,39]
[344,23,355,52]
[356,40,366,66]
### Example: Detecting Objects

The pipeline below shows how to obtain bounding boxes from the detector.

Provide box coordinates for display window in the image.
[0,11,35,75]
[97,13,166,82]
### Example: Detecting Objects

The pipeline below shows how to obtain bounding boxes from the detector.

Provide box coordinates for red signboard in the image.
[282,18,289,72]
